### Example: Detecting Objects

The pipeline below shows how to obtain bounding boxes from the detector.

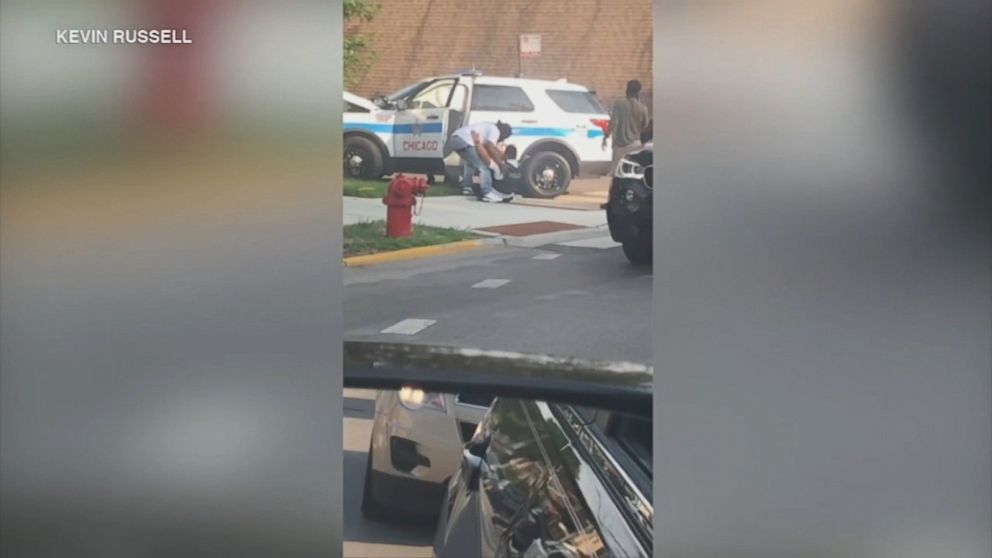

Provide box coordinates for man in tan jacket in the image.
[603,80,651,171]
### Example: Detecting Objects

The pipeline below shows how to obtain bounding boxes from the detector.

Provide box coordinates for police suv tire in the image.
[622,228,652,266]
[521,151,571,199]
[361,446,388,520]
[344,135,384,179]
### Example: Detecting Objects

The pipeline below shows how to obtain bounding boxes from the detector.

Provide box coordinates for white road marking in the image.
[532,252,561,260]
[472,279,511,289]
[557,236,620,249]
[379,319,437,335]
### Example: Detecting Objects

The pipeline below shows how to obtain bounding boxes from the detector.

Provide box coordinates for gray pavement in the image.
[343,179,609,229]
[344,237,652,363]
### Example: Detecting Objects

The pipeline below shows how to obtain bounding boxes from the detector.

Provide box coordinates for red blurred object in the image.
[382,175,429,237]
[142,0,213,132]
[590,118,610,136]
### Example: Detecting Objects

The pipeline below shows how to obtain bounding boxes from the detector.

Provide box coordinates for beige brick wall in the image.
[346,0,652,113]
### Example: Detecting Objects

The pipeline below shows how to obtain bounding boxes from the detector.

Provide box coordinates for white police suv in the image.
[344,72,612,198]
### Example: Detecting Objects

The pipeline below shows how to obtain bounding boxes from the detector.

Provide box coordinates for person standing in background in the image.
[603,80,651,171]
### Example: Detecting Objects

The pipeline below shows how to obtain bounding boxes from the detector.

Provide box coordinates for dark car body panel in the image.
[605,146,653,243]
[434,399,652,558]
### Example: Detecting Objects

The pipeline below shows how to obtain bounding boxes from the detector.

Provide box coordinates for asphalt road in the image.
[344,238,653,363]
[342,237,652,555]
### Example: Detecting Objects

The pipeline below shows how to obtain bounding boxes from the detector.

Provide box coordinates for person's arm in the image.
[484,142,506,168]
[471,131,496,166]
[472,130,507,169]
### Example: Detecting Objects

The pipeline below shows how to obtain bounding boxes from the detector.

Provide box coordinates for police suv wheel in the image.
[521,151,571,199]
[344,136,385,179]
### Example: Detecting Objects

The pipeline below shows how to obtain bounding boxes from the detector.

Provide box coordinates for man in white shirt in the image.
[446,121,513,202]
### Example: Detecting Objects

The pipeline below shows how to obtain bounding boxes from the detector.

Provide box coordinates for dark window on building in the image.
[471,85,535,112]
[546,90,606,114]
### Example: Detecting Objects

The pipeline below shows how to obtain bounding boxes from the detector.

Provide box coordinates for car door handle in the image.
[522,119,538,124]
[426,115,440,120]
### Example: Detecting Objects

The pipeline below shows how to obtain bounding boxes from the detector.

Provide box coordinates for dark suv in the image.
[433,398,653,558]
[604,128,653,265]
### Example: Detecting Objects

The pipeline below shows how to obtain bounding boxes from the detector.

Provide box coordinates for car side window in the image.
[569,406,652,481]
[605,414,652,473]
[449,84,469,112]
[546,89,606,114]
[471,85,535,112]
[410,79,455,109]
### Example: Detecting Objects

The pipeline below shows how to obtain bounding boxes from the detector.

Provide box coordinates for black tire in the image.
[344,135,385,179]
[520,151,572,199]
[361,446,388,520]
[622,228,652,266]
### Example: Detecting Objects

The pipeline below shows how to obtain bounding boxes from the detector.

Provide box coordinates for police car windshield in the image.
[385,81,430,103]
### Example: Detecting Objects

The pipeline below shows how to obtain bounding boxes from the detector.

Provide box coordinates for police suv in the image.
[344,72,612,198]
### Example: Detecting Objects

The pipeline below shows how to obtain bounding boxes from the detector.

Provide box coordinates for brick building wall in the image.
[346,0,652,113]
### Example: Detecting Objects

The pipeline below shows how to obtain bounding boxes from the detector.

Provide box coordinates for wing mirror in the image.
[395,99,410,111]
[460,448,482,491]
[460,437,488,491]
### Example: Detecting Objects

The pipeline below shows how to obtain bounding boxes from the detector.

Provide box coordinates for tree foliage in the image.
[344,0,380,88]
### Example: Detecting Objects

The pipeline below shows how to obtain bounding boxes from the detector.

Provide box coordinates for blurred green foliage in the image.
[344,0,380,88]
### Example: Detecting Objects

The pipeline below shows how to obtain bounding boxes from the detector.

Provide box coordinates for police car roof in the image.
[430,74,591,92]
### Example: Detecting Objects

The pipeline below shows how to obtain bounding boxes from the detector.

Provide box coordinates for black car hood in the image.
[626,143,653,167]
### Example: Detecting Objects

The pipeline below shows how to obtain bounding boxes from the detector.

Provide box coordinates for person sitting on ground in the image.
[469,131,516,202]
[482,144,521,201]
[446,121,513,203]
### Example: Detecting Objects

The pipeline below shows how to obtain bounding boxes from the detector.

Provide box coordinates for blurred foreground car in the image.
[344,342,653,557]
[605,128,653,265]
[362,389,494,520]
[433,400,652,558]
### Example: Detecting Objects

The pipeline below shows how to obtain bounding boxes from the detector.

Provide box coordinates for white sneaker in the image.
[481,191,504,203]
[462,187,474,195]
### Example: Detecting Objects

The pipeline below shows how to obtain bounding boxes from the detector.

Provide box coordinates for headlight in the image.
[615,158,645,179]
[398,386,447,412]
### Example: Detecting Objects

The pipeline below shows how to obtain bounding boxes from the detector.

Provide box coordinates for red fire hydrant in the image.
[383,174,429,237]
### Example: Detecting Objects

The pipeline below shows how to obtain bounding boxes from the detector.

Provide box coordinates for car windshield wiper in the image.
[344,341,653,417]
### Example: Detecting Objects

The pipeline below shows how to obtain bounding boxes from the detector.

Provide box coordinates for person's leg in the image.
[611,145,624,172]
[460,147,492,195]
[458,150,475,194]
[611,141,643,171]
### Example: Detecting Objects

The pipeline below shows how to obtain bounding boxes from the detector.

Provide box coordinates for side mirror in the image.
[395,99,409,111]
[460,448,483,491]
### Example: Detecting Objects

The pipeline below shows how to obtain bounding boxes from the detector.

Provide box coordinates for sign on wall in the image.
[519,34,541,58]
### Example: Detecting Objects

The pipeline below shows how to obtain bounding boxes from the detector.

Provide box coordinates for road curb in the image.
[343,239,492,267]
[343,225,610,268]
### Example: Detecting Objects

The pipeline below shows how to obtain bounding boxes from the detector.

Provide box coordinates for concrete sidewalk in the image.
[344,194,606,231]
[511,176,611,211]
